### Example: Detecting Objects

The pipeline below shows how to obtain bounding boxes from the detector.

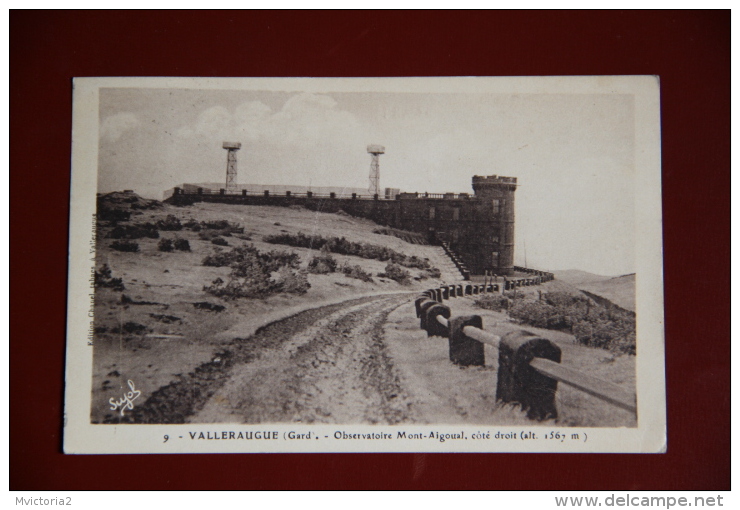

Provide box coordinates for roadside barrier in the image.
[413,282,637,421]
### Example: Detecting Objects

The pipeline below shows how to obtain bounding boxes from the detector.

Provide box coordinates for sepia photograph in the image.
[64,76,665,453]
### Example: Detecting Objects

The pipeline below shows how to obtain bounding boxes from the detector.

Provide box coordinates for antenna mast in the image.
[367,145,385,196]
[222,142,242,192]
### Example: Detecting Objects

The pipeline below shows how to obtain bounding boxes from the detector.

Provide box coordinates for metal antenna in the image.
[367,144,385,196]
[222,142,241,192]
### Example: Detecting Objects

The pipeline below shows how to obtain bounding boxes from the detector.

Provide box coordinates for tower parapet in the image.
[471,175,517,275]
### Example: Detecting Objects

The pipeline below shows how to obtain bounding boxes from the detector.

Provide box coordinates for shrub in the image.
[183,219,201,231]
[275,267,311,294]
[202,244,300,272]
[378,262,411,285]
[107,223,159,239]
[203,265,277,300]
[201,219,244,234]
[509,301,560,329]
[260,249,301,273]
[202,244,307,300]
[173,238,190,251]
[110,240,139,252]
[572,315,636,355]
[98,207,131,222]
[156,214,182,231]
[502,290,636,354]
[424,267,442,279]
[94,264,124,291]
[307,246,338,274]
[341,262,373,283]
[474,294,509,312]
[211,237,228,246]
[158,238,174,252]
[263,232,431,269]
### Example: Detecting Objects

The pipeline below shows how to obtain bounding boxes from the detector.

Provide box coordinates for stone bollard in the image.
[442,287,449,300]
[496,330,562,421]
[449,285,456,298]
[448,315,485,366]
[465,284,472,295]
[472,285,479,295]
[435,288,443,302]
[414,295,429,318]
[425,303,451,338]
[242,189,247,196]
[418,300,439,331]
[458,284,464,296]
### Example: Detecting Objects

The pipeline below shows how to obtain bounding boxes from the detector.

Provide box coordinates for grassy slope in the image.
[554,269,636,312]
[92,201,454,423]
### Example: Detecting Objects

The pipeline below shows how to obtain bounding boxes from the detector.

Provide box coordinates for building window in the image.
[492,199,500,214]
[453,208,460,221]
[453,230,459,243]
[429,207,436,219]
[492,235,499,244]
[491,252,499,267]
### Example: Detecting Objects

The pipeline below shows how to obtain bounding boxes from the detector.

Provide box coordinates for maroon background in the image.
[10,11,730,490]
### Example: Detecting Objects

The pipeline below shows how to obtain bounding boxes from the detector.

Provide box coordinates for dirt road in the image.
[126,294,412,424]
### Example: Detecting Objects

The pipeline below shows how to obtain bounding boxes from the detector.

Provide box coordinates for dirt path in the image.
[123,294,411,424]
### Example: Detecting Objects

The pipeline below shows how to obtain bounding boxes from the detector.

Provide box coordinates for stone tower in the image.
[472,175,517,275]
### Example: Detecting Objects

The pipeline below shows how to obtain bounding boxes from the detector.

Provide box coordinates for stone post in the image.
[496,330,561,421]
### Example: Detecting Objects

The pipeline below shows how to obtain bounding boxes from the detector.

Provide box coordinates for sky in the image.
[98,87,636,276]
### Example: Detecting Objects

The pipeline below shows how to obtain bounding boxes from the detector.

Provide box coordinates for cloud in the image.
[100,112,140,142]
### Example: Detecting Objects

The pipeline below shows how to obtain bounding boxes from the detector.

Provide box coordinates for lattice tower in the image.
[223,142,242,192]
[367,145,385,196]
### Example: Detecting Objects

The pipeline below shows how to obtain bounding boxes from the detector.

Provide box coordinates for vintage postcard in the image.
[64,76,665,453]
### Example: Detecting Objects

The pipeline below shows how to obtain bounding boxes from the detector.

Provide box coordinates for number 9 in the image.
[163,435,169,443]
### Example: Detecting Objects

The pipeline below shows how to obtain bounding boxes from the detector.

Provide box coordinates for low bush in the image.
[378,262,411,285]
[211,237,228,246]
[201,219,244,234]
[202,244,306,300]
[263,231,431,269]
[158,238,174,252]
[274,267,311,294]
[509,301,561,329]
[202,244,300,271]
[173,238,190,251]
[503,291,636,354]
[98,207,131,222]
[424,267,442,279]
[307,246,338,274]
[107,223,159,239]
[183,219,201,231]
[110,240,139,252]
[156,214,182,231]
[94,264,124,291]
[474,294,509,312]
[341,262,373,282]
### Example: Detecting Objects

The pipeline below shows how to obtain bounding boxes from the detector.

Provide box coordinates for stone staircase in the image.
[426,246,466,282]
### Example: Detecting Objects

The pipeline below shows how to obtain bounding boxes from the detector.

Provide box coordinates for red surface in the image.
[10,11,730,490]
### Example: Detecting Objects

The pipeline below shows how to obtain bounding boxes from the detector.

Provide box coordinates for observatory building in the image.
[167,174,518,275]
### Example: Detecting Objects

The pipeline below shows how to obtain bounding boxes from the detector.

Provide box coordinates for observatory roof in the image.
[222,142,242,150]
[367,144,385,154]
